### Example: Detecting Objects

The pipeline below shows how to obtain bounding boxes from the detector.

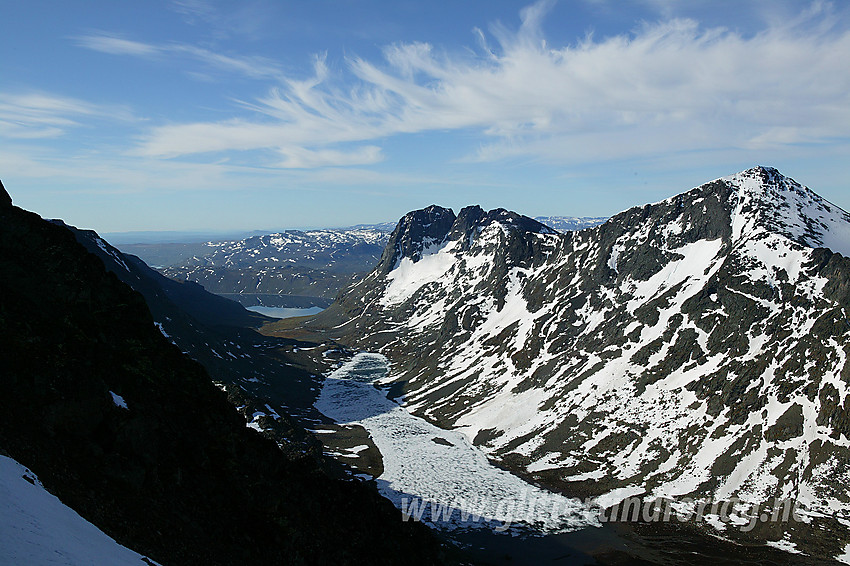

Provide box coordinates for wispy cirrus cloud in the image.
[74,34,159,57]
[124,0,850,169]
[74,32,283,80]
[170,0,269,39]
[278,145,384,169]
[0,92,135,139]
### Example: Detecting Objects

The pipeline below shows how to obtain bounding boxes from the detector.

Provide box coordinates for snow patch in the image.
[0,455,156,565]
[382,242,458,306]
[109,391,128,410]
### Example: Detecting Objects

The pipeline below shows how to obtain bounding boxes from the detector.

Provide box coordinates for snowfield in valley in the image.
[315,352,599,533]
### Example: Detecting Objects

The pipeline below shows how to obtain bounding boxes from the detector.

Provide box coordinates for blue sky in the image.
[1,0,849,233]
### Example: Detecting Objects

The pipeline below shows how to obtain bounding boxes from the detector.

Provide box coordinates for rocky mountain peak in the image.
[719,166,850,256]
[304,166,850,561]
[0,180,11,208]
[482,208,556,234]
[447,206,554,251]
[722,165,797,206]
[377,204,556,273]
[446,205,485,241]
[376,205,456,273]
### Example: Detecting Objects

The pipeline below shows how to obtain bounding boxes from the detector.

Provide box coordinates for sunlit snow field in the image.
[0,455,157,566]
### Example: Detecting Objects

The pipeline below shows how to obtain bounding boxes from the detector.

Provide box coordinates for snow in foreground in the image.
[0,454,156,566]
[315,353,598,533]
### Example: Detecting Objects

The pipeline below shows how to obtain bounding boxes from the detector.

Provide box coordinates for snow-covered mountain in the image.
[191,229,391,270]
[346,221,400,232]
[161,228,392,306]
[305,167,850,560]
[158,221,605,306]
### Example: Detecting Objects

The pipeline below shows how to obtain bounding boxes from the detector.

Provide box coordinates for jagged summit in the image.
[378,204,556,273]
[620,166,850,258]
[377,205,456,273]
[0,180,11,208]
[707,166,850,257]
[376,166,850,283]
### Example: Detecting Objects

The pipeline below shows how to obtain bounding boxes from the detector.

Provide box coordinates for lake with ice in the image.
[246,305,324,319]
[315,352,598,534]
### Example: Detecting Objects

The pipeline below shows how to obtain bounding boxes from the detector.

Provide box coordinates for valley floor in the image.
[283,344,841,565]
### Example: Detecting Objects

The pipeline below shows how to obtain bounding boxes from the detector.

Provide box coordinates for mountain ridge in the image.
[280,166,850,561]
[0,181,445,565]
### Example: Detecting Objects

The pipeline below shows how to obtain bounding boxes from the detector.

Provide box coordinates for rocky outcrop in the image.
[0,180,11,208]
[377,205,457,274]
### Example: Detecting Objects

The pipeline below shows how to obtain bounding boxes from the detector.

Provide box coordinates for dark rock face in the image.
[480,208,555,235]
[377,205,457,274]
[304,167,850,561]
[0,188,443,565]
[376,205,555,275]
[446,205,486,248]
[0,180,11,208]
[56,221,268,329]
[56,221,338,461]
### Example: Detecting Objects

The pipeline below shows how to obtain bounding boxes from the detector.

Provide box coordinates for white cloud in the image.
[74,33,282,80]
[171,44,282,79]
[114,2,850,167]
[0,92,134,139]
[278,145,384,168]
[75,34,159,57]
[170,0,218,26]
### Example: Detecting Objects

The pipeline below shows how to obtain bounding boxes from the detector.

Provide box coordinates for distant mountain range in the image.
[122,217,607,308]
[156,228,391,307]
[533,216,609,231]
[282,167,850,562]
[108,217,607,246]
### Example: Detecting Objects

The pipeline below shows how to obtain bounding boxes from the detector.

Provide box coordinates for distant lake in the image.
[246,305,324,319]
